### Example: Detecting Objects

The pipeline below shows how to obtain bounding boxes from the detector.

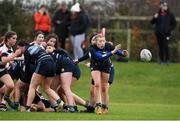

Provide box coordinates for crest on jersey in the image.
[61,68,64,72]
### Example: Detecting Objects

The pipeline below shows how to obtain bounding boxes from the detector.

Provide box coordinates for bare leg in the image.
[0,74,14,107]
[91,71,101,105]
[14,79,27,103]
[60,72,74,106]
[43,77,61,101]
[73,93,86,106]
[101,72,109,114]
[101,72,109,105]
[0,74,14,96]
[26,73,43,108]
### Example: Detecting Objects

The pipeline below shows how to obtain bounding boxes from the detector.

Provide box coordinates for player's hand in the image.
[114,44,121,51]
[14,48,22,57]
[85,62,90,68]
[39,9,44,14]
[31,104,38,112]
[112,44,121,54]
[122,50,128,57]
[73,59,79,64]
[154,13,158,18]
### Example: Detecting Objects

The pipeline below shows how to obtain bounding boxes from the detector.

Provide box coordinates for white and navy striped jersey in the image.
[0,43,14,71]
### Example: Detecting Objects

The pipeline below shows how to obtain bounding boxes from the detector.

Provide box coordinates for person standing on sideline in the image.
[151,1,176,64]
[53,2,71,49]
[70,3,87,59]
[34,5,51,37]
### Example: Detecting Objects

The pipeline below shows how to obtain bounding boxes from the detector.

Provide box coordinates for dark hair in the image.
[34,31,44,42]
[4,31,17,42]
[17,40,29,47]
[89,33,98,44]
[40,4,46,9]
[45,33,59,48]
[0,36,4,43]
[35,31,44,38]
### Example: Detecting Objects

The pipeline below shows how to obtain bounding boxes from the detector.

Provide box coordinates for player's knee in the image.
[94,83,100,88]
[101,86,108,93]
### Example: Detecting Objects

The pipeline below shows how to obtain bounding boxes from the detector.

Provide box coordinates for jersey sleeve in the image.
[89,46,112,61]
[78,51,89,62]
[55,48,69,56]
[116,50,123,56]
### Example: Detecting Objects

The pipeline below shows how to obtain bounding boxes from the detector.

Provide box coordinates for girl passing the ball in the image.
[87,34,128,114]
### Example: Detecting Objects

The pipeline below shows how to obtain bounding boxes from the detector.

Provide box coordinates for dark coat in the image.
[52,9,71,39]
[151,9,176,36]
[69,13,86,36]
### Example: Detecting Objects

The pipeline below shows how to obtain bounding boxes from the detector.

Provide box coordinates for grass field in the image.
[0,61,180,120]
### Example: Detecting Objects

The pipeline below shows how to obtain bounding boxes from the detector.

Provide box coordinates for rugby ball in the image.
[140,49,152,62]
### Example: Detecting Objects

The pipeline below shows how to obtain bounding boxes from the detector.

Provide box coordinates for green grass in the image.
[1,61,180,120]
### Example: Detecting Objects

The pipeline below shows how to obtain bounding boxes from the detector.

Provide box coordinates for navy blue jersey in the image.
[24,44,55,77]
[78,49,89,62]
[54,48,74,60]
[50,48,80,77]
[50,50,73,73]
[24,44,52,65]
[89,43,113,67]
[89,43,123,67]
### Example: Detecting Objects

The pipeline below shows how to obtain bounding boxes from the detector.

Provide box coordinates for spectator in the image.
[69,3,87,59]
[53,2,71,49]
[79,5,91,52]
[34,5,51,37]
[151,1,176,64]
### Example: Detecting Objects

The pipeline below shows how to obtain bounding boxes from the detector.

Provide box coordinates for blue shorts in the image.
[35,59,55,77]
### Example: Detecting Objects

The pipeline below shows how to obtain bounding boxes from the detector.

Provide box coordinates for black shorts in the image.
[56,58,75,74]
[41,99,51,108]
[91,66,114,85]
[8,67,22,81]
[20,64,36,84]
[20,72,32,84]
[33,93,41,104]
[90,64,111,73]
[108,66,114,85]
[33,92,51,108]
[0,69,8,78]
[35,59,55,77]
[72,65,81,80]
